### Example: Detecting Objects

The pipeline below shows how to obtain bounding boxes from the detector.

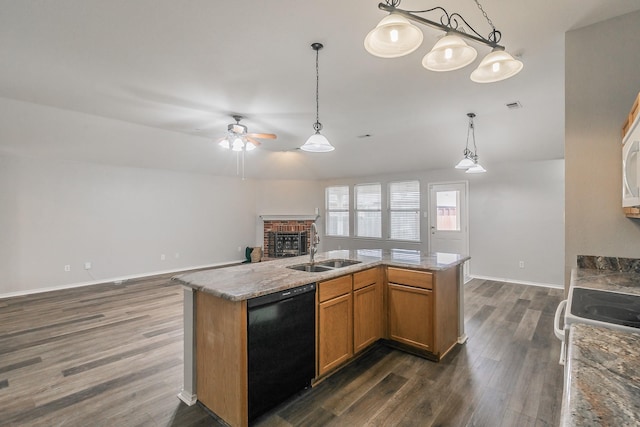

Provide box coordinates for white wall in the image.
[0,154,257,296]
[321,160,565,287]
[565,10,640,289]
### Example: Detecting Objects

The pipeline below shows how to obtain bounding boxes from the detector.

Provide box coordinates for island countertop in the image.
[173,249,469,301]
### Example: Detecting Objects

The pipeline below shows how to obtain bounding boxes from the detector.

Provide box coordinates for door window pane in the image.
[436,190,460,231]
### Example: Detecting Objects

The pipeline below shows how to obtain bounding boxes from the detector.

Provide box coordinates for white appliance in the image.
[554,286,640,366]
[623,111,640,207]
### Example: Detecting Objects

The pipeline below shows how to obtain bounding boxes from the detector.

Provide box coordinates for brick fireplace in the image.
[260,215,318,259]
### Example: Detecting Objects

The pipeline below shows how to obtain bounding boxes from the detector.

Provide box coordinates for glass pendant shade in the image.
[301,132,335,152]
[455,156,475,169]
[245,141,257,151]
[218,138,230,149]
[422,34,477,72]
[465,163,487,174]
[231,137,243,152]
[470,48,523,83]
[364,13,424,58]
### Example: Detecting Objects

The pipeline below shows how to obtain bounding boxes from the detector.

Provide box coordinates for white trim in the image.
[0,260,244,299]
[469,274,563,289]
[260,214,319,221]
[177,389,197,406]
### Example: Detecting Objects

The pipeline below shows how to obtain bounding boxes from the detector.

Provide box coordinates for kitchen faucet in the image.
[310,222,319,263]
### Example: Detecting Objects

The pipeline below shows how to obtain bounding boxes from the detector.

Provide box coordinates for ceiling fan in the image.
[217,115,277,152]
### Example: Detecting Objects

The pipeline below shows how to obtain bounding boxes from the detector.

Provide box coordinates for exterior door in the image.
[428,182,469,278]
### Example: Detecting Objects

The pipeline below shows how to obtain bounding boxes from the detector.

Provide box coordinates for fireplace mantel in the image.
[259,214,319,221]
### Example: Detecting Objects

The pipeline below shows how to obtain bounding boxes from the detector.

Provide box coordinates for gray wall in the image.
[321,160,565,287]
[565,10,640,289]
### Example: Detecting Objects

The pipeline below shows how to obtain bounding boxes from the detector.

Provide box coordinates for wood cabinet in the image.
[388,272,434,351]
[353,268,383,353]
[386,266,458,360]
[317,275,353,376]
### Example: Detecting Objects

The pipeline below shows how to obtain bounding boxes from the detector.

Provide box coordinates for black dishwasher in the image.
[247,283,316,421]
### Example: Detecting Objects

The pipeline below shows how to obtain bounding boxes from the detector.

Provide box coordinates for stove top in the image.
[566,287,640,333]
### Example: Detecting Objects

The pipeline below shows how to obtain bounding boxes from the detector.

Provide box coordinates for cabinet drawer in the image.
[318,275,352,302]
[353,268,378,290]
[387,267,432,289]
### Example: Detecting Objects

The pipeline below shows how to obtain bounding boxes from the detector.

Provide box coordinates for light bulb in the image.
[390,29,399,42]
[492,62,500,72]
[445,48,452,59]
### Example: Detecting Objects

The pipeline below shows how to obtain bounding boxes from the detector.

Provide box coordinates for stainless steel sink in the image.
[316,259,362,269]
[286,259,361,273]
[287,263,334,273]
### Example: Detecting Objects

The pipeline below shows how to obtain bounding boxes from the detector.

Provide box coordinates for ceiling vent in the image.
[506,101,522,109]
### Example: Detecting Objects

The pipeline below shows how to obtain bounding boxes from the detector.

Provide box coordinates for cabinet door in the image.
[353,282,382,353]
[318,293,353,376]
[388,283,433,351]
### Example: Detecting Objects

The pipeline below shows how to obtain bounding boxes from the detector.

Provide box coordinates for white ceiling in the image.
[1,0,639,180]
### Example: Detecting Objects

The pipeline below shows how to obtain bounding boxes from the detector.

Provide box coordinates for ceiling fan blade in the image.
[247,132,277,139]
[246,136,262,147]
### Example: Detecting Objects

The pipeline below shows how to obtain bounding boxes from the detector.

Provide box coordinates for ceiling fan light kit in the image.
[217,115,276,178]
[455,113,487,174]
[301,42,335,153]
[364,0,523,83]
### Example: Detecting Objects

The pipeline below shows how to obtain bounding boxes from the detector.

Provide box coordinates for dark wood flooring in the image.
[0,276,564,426]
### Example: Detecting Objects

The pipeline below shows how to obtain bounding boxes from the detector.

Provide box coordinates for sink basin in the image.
[316,259,362,269]
[287,263,334,273]
[286,259,361,273]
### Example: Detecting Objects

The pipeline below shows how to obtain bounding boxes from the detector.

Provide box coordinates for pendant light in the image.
[364,13,424,58]
[455,113,486,174]
[301,42,335,153]
[470,47,523,83]
[364,0,523,83]
[422,33,477,72]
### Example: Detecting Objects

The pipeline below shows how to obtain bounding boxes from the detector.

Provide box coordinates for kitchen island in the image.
[174,249,469,427]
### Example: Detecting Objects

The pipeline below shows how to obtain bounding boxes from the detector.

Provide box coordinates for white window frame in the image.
[388,180,421,242]
[354,183,382,238]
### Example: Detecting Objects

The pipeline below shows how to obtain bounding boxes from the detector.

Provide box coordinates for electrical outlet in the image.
[84,262,92,270]
[160,254,166,261]
[237,246,242,252]
[175,252,180,259]
[64,265,71,272]
[519,261,525,268]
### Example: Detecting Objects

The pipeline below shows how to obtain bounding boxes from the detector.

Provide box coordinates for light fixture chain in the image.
[473,0,495,31]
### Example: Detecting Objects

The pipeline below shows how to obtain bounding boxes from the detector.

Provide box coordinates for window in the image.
[355,183,381,238]
[435,190,460,231]
[325,186,349,236]
[389,180,420,241]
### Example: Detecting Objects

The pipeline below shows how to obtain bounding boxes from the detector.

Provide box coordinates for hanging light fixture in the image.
[364,0,523,83]
[301,42,335,153]
[455,113,486,174]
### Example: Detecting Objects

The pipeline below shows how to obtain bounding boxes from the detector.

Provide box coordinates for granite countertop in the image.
[173,249,469,301]
[571,268,640,296]
[561,267,640,426]
[562,324,640,426]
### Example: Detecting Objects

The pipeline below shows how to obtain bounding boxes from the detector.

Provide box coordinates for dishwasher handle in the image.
[554,299,567,341]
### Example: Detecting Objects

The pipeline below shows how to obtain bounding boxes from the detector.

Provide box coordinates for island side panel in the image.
[196,291,248,427]
[433,266,459,359]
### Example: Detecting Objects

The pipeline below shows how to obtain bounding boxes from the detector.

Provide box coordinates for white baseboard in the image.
[177,390,197,406]
[469,274,563,289]
[0,259,245,299]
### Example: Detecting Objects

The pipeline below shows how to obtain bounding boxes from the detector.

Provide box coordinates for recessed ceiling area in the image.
[1,0,639,179]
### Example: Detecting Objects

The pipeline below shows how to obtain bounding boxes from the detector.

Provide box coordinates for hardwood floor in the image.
[0,276,564,426]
